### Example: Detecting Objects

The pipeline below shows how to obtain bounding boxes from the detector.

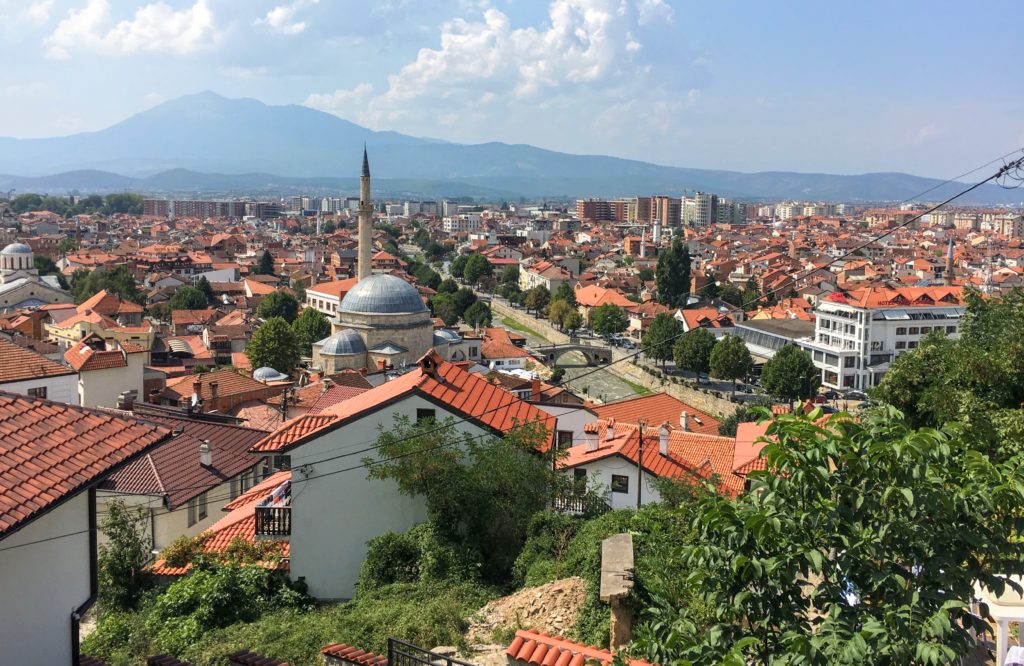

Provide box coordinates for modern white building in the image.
[798,286,967,390]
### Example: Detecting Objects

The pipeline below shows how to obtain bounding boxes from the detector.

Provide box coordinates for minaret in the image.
[357,146,373,280]
[944,237,955,286]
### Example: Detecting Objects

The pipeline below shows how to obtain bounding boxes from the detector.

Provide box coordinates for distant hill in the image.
[0,91,1019,204]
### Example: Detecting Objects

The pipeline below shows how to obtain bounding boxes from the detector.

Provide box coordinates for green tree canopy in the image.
[450,254,469,280]
[633,408,1024,666]
[673,326,716,381]
[437,278,459,295]
[256,250,275,276]
[718,283,744,307]
[168,286,209,311]
[642,312,682,369]
[291,307,332,354]
[246,316,300,373]
[196,276,215,304]
[70,264,143,305]
[256,290,300,323]
[430,293,459,326]
[761,344,821,403]
[547,299,575,331]
[709,334,753,396]
[462,253,493,285]
[524,285,550,315]
[98,500,153,611]
[655,236,691,308]
[452,287,478,318]
[500,265,520,285]
[590,303,628,336]
[552,282,577,307]
[463,301,492,328]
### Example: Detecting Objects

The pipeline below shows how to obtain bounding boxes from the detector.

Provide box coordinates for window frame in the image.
[611,474,630,494]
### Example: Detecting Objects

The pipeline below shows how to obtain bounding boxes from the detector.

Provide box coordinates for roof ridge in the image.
[144,453,166,495]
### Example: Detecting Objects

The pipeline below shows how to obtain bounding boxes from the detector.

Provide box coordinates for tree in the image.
[633,408,1024,666]
[719,283,744,307]
[98,499,153,611]
[246,317,300,372]
[462,254,493,285]
[256,290,300,323]
[168,286,207,311]
[367,415,559,583]
[547,299,575,331]
[33,255,69,288]
[524,285,550,315]
[147,302,171,322]
[656,236,691,308]
[58,237,79,254]
[500,265,520,286]
[103,192,144,214]
[196,275,215,305]
[452,287,478,319]
[590,304,628,336]
[552,282,577,307]
[256,250,275,276]
[291,307,331,354]
[637,266,655,282]
[430,294,460,326]
[710,334,753,397]
[437,278,459,294]
[761,344,820,403]
[563,309,583,334]
[673,326,716,381]
[463,301,492,328]
[71,264,143,304]
[642,313,682,370]
[450,254,469,280]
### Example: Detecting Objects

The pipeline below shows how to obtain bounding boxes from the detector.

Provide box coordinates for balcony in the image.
[254,506,291,539]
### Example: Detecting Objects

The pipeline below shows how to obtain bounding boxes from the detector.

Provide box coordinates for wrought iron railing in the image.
[254,506,291,538]
[552,491,611,517]
[387,638,477,666]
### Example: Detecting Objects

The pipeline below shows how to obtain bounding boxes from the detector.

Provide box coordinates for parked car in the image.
[844,390,869,401]
[823,389,842,400]
[812,394,828,404]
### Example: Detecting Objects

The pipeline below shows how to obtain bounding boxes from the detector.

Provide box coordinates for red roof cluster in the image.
[0,337,75,384]
[506,630,653,666]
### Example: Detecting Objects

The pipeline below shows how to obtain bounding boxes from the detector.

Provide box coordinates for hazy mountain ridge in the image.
[0,92,1018,204]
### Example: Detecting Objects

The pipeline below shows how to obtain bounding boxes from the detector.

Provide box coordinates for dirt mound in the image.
[466,576,589,643]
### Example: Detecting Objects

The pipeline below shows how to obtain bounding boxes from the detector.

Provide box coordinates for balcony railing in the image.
[254,506,291,539]
[552,491,611,517]
[387,638,477,666]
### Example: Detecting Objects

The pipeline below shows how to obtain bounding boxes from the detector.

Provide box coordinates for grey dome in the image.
[340,274,427,315]
[253,366,289,382]
[1,243,32,255]
[433,328,462,344]
[318,328,366,356]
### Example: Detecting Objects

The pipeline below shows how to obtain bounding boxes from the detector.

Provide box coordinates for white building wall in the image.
[288,394,492,599]
[571,456,662,510]
[79,357,145,408]
[0,493,91,666]
[0,373,77,404]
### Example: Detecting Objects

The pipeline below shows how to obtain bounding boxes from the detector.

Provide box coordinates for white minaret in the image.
[358,146,373,280]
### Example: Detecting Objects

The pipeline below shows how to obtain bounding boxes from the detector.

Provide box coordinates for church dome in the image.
[1,243,32,255]
[340,274,427,315]
[317,328,367,356]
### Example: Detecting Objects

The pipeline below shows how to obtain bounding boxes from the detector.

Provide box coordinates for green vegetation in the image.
[70,264,144,305]
[655,235,691,308]
[256,290,300,323]
[621,377,651,396]
[167,286,208,311]
[641,312,681,370]
[10,191,144,216]
[245,316,300,372]
[673,326,715,382]
[709,333,753,397]
[291,307,332,354]
[501,316,545,341]
[98,500,154,612]
[523,285,550,315]
[256,250,275,276]
[760,343,820,403]
[589,304,628,337]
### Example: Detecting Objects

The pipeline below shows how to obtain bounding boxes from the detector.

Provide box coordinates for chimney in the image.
[531,377,541,402]
[658,423,670,456]
[679,410,689,431]
[199,440,213,468]
[117,390,137,411]
[209,381,218,404]
[605,418,616,442]
[148,388,161,404]
[585,423,600,452]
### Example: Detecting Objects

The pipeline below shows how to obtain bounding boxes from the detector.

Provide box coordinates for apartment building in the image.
[799,286,967,390]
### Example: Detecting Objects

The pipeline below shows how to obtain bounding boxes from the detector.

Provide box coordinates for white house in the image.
[249,352,558,599]
[64,337,147,408]
[0,336,78,403]
[0,392,173,666]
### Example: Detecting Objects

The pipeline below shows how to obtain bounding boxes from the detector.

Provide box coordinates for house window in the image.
[896,327,907,335]
[896,341,906,350]
[611,474,629,494]
[229,477,239,500]
[416,408,436,424]
[573,468,587,490]
[946,326,956,334]
[844,357,856,368]
[469,346,479,358]
[198,492,208,522]
[273,455,291,471]
[909,327,919,335]
[187,498,198,527]
[556,430,574,450]
[27,387,47,398]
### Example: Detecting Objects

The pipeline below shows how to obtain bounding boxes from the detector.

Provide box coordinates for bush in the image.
[359,523,482,593]
[161,533,210,568]
[512,512,583,586]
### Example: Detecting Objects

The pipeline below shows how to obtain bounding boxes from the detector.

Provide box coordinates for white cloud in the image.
[636,0,673,25]
[44,0,215,59]
[305,82,374,115]
[23,0,55,25]
[256,0,318,36]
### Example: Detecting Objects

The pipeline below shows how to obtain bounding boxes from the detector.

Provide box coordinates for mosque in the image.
[0,242,72,312]
[312,150,476,373]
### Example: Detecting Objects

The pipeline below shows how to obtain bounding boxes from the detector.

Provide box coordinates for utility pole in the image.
[636,419,645,509]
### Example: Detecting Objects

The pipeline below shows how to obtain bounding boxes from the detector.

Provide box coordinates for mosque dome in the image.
[340,274,427,315]
[432,328,462,345]
[253,366,290,382]
[1,243,32,254]
[317,328,367,356]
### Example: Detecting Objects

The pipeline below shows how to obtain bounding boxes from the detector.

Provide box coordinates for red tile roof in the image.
[593,392,720,436]
[0,392,172,537]
[79,289,144,316]
[65,341,128,371]
[164,369,272,401]
[306,384,372,413]
[826,286,966,308]
[506,630,653,666]
[252,352,556,453]
[227,650,290,666]
[0,337,75,384]
[321,644,388,666]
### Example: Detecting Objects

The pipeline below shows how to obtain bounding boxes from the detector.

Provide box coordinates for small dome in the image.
[433,328,462,344]
[1,243,32,255]
[340,274,427,315]
[317,328,366,356]
[253,366,289,382]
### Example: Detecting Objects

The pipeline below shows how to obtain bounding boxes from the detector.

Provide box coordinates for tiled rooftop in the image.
[0,337,75,384]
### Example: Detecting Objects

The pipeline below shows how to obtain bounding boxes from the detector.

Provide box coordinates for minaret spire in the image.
[944,237,955,286]
[357,146,373,280]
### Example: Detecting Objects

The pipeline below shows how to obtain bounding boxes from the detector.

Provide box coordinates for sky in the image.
[2,0,1023,177]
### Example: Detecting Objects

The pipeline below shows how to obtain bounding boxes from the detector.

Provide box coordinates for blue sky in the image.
[2,0,1022,177]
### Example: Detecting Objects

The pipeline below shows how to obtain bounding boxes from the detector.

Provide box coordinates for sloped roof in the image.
[164,369,271,401]
[0,337,75,384]
[506,630,653,666]
[593,392,720,436]
[0,392,172,537]
[65,341,128,372]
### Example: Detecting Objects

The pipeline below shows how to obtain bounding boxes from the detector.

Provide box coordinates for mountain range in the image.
[0,91,1019,204]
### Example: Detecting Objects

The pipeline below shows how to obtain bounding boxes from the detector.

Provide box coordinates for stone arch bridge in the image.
[533,341,613,366]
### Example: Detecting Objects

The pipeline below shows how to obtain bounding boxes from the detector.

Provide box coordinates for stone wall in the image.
[489,299,570,344]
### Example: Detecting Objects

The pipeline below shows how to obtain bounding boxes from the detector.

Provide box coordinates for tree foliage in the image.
[642,313,682,369]
[710,334,753,395]
[463,300,493,328]
[632,408,1024,666]
[590,304,628,336]
[257,290,300,323]
[98,499,154,611]
[256,250,275,276]
[70,264,143,304]
[673,327,716,380]
[246,316,300,372]
[500,265,520,286]
[761,344,821,402]
[168,286,208,311]
[655,236,691,308]
[196,275,215,304]
[524,285,550,315]
[462,253,493,285]
[552,282,577,307]
[291,307,332,354]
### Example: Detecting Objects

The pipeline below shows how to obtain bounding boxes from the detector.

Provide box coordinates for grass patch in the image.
[621,378,651,396]
[501,316,546,341]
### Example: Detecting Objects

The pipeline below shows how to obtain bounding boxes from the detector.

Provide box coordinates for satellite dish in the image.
[190,393,200,408]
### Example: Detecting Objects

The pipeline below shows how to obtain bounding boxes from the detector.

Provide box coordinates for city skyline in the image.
[1,0,1023,178]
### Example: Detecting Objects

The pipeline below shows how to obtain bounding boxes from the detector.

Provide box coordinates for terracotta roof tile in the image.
[164,369,271,401]
[65,341,128,371]
[593,392,720,436]
[0,337,75,384]
[321,643,389,666]
[506,630,652,666]
[0,392,172,537]
[227,650,290,666]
